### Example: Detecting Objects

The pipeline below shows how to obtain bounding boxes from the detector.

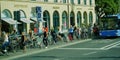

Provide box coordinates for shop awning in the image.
[30,18,46,22]
[20,18,34,23]
[30,18,37,22]
[1,18,21,24]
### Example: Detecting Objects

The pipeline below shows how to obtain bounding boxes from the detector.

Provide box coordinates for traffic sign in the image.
[36,6,42,21]
[36,6,41,13]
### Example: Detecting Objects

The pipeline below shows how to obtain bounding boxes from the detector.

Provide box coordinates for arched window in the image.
[19,10,27,34]
[78,0,81,4]
[77,11,82,27]
[43,10,50,31]
[90,0,92,5]
[70,11,75,26]
[44,0,48,2]
[53,11,59,32]
[62,11,67,30]
[84,0,87,5]
[89,12,93,24]
[54,0,58,3]
[83,12,88,25]
[70,0,74,4]
[1,9,12,18]
[63,0,66,3]
[20,10,26,18]
[1,9,12,32]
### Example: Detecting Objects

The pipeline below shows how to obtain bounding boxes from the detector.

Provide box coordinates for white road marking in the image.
[54,59,60,60]
[105,42,120,50]
[57,48,107,50]
[83,51,97,55]
[114,46,120,48]
[101,41,120,50]
[90,40,113,43]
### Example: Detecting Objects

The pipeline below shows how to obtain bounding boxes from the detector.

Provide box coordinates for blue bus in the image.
[99,14,120,37]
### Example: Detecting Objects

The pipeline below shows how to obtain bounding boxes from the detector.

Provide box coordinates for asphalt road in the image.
[3,38,120,60]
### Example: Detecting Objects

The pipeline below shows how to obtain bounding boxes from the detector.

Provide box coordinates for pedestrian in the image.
[68,25,74,41]
[43,30,48,48]
[51,28,57,43]
[1,32,10,54]
[93,24,99,38]
[20,32,27,52]
[29,29,33,39]
[28,29,33,46]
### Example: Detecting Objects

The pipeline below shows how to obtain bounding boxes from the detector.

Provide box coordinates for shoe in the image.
[3,50,7,53]
[45,47,48,48]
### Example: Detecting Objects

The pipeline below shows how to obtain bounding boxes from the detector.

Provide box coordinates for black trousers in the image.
[43,37,48,47]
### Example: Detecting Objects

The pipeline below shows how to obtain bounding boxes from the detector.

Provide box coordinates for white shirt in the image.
[4,34,9,42]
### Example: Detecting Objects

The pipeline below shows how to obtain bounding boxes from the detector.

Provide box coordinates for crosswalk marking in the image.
[101,41,120,50]
[114,46,120,48]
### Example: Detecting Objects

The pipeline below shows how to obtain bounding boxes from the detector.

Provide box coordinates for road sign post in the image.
[35,6,42,34]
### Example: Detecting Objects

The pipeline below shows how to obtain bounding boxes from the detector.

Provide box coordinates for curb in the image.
[1,39,91,60]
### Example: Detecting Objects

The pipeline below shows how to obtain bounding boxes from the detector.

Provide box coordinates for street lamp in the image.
[0,2,1,37]
[67,0,70,28]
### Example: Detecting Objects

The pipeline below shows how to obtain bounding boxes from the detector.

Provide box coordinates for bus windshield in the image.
[100,15,120,30]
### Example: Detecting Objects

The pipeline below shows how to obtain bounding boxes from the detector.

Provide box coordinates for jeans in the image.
[2,41,9,50]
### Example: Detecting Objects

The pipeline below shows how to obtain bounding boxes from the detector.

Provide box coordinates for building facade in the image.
[0,0,96,34]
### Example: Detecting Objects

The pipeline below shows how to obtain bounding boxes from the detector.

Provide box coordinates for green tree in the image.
[95,0,119,24]
[95,0,118,16]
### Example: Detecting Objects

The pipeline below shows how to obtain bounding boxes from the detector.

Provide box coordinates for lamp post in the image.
[0,2,1,37]
[67,0,70,28]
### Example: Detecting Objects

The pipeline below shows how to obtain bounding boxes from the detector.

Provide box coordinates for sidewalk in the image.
[0,39,91,60]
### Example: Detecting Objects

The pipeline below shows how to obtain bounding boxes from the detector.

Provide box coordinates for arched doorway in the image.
[62,11,67,30]
[70,11,75,26]
[1,9,12,33]
[53,11,59,32]
[83,12,88,26]
[43,10,50,31]
[77,11,82,27]
[18,10,27,34]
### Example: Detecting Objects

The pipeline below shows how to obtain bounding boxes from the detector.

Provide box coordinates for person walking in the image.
[50,28,57,44]
[93,24,99,39]
[1,32,10,54]
[43,30,48,48]
[68,25,74,41]
[20,32,27,52]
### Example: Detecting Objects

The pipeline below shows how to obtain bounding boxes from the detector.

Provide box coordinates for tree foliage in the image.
[95,0,119,17]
